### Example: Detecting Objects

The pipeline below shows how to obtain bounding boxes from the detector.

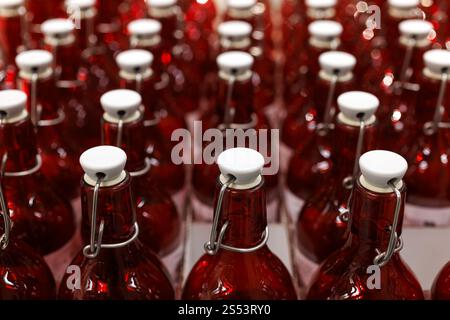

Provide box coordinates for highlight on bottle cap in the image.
[218,21,252,39]
[128,19,162,37]
[80,146,127,185]
[388,0,419,9]
[146,0,177,8]
[16,50,53,74]
[0,0,24,9]
[116,49,154,73]
[217,148,265,186]
[226,0,256,10]
[305,0,337,9]
[217,51,254,75]
[359,150,408,190]
[424,49,450,74]
[308,20,343,39]
[101,89,142,120]
[41,18,75,37]
[399,19,433,39]
[319,51,356,75]
[65,0,96,10]
[0,90,27,120]
[337,91,379,122]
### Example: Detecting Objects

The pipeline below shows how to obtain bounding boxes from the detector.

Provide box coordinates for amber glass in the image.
[296,119,377,263]
[102,114,181,257]
[183,178,297,300]
[17,72,82,200]
[405,73,450,208]
[0,116,75,256]
[58,174,175,300]
[432,261,450,299]
[307,180,424,300]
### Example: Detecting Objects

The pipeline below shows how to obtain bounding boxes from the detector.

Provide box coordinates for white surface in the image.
[319,51,356,75]
[0,90,26,119]
[305,0,337,9]
[65,0,96,10]
[16,50,53,73]
[128,19,162,36]
[217,148,265,186]
[0,0,23,8]
[399,19,433,38]
[101,89,142,120]
[308,20,342,39]
[226,0,256,10]
[337,91,379,122]
[182,223,293,283]
[146,0,177,8]
[116,49,154,72]
[80,146,127,184]
[359,150,407,190]
[388,0,419,9]
[424,49,450,75]
[41,19,75,36]
[217,51,254,73]
[218,21,252,38]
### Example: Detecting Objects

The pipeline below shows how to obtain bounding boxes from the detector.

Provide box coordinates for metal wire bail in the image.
[317,74,338,136]
[373,180,404,267]
[0,153,11,250]
[424,71,449,135]
[223,75,236,130]
[30,72,39,128]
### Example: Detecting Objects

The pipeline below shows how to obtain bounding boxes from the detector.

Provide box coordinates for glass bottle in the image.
[223,0,276,113]
[0,0,28,89]
[58,146,175,300]
[376,20,434,157]
[115,49,187,212]
[183,148,297,300]
[307,150,424,300]
[15,50,82,201]
[41,18,101,155]
[295,91,379,282]
[192,51,279,223]
[404,49,450,226]
[284,51,356,220]
[432,261,450,300]
[100,89,182,280]
[281,20,343,172]
[0,90,78,286]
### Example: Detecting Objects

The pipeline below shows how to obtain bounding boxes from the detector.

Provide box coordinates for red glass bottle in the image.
[192,51,279,223]
[0,90,78,285]
[377,20,434,158]
[296,91,379,278]
[432,261,450,299]
[15,50,82,201]
[58,146,175,300]
[404,49,450,226]
[307,150,424,300]
[183,148,297,300]
[100,89,182,278]
[0,0,28,89]
[115,49,187,212]
[95,0,129,52]
[284,51,356,220]
[41,18,101,155]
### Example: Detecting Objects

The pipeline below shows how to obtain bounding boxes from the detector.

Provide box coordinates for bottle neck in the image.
[102,114,147,173]
[96,0,122,26]
[0,13,26,68]
[0,116,39,173]
[44,38,81,82]
[216,73,255,125]
[348,179,405,249]
[81,175,136,244]
[119,72,157,118]
[129,40,165,75]
[148,12,178,51]
[215,179,267,248]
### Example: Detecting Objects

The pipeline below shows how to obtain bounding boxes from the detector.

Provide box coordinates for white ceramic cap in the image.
[65,0,96,10]
[308,20,343,39]
[338,91,379,122]
[16,50,53,74]
[80,146,127,184]
[424,49,450,74]
[116,49,154,73]
[226,0,256,10]
[399,19,433,38]
[218,148,265,185]
[128,19,162,37]
[0,0,24,8]
[0,90,26,119]
[305,0,337,8]
[217,51,254,74]
[41,18,75,37]
[388,0,419,9]
[101,89,141,120]
[359,150,408,189]
[319,51,356,75]
[146,0,177,8]
[218,21,252,39]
